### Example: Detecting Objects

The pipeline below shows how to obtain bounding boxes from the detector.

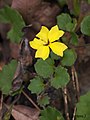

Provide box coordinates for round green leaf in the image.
[70,32,79,46]
[37,95,50,107]
[57,13,77,32]
[40,106,64,120]
[50,51,60,60]
[45,58,54,66]
[81,15,90,36]
[0,60,18,94]
[28,77,44,95]
[76,92,90,120]
[61,49,77,66]
[51,66,70,89]
[35,59,54,78]
[0,5,25,43]
[57,13,71,30]
[61,36,68,45]
[66,22,75,32]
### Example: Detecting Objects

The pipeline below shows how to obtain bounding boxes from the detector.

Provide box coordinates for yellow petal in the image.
[35,46,50,60]
[49,42,68,57]
[48,25,64,43]
[29,38,44,49]
[36,26,49,43]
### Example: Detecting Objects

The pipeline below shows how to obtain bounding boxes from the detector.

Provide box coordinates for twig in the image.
[71,67,76,91]
[72,106,76,120]
[3,94,21,119]
[22,90,41,112]
[62,87,70,120]
[66,89,71,103]
[74,67,80,101]
[71,66,79,120]
[12,94,21,105]
[71,66,80,101]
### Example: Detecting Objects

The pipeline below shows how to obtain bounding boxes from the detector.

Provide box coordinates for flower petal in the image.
[48,25,64,43]
[49,42,68,57]
[29,38,44,49]
[35,46,50,60]
[36,26,49,43]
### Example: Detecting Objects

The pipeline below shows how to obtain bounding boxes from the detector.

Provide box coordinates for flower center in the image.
[43,40,50,46]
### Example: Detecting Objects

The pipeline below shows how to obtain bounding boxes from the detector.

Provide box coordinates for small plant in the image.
[28,25,76,119]
[0,2,90,120]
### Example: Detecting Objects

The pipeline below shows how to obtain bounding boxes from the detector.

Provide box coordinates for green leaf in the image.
[57,13,71,31]
[73,0,80,16]
[35,59,54,78]
[50,51,60,60]
[57,13,76,32]
[61,37,68,45]
[66,22,75,32]
[40,106,64,120]
[28,77,44,94]
[37,95,50,107]
[61,49,77,66]
[57,0,66,6]
[88,0,90,4]
[0,60,18,94]
[81,15,90,36]
[51,66,70,89]
[76,92,90,120]
[45,58,54,66]
[0,5,25,43]
[70,32,78,46]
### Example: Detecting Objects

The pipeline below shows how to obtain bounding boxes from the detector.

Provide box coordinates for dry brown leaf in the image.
[10,42,19,59]
[12,0,60,31]
[0,24,10,40]
[67,0,90,16]
[30,3,60,30]
[75,36,86,62]
[80,0,90,16]
[66,0,74,13]
[0,0,12,8]
[12,105,40,120]
[12,0,42,21]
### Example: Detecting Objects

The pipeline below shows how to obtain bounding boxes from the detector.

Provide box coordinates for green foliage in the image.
[70,32,79,46]
[88,0,90,4]
[73,0,80,16]
[35,59,54,78]
[50,51,60,60]
[28,77,44,95]
[57,13,76,32]
[45,58,54,66]
[61,37,68,45]
[0,60,18,94]
[61,49,77,66]
[51,66,70,89]
[37,95,50,107]
[76,92,90,120]
[0,5,25,43]
[57,0,66,6]
[81,15,90,36]
[40,106,64,120]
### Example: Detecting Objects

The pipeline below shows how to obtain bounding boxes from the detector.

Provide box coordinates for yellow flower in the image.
[29,25,68,60]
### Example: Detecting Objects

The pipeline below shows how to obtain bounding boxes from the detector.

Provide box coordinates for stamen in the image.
[43,40,49,46]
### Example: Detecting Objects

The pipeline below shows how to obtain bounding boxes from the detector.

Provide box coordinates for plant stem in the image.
[62,87,70,120]
[22,90,41,112]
